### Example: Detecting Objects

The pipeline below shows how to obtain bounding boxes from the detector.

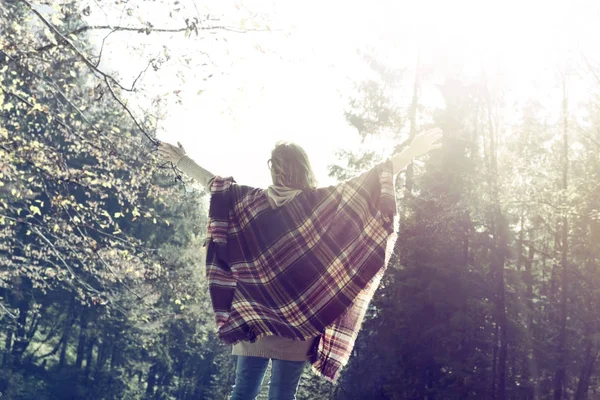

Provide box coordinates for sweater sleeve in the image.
[176,155,215,191]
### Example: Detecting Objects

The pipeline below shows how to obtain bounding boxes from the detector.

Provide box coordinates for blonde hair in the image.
[270,142,317,190]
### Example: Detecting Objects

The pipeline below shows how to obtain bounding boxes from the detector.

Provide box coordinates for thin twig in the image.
[103,76,157,145]
[94,29,116,68]
[69,23,268,35]
[34,23,271,53]
[0,303,18,319]
[130,58,154,92]
[31,226,90,292]
[20,0,137,93]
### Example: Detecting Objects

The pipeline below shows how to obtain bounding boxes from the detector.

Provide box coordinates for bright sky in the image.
[85,0,600,188]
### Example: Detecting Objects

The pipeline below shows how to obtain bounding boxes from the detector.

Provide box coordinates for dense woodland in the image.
[1,1,600,399]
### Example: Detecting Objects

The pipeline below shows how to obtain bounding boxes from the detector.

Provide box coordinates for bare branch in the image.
[103,76,157,145]
[130,58,154,92]
[94,28,116,68]
[31,226,90,293]
[68,23,269,35]
[0,302,18,320]
[20,0,138,93]
[35,22,271,53]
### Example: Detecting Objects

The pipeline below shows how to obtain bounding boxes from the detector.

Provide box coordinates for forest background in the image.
[1,0,600,399]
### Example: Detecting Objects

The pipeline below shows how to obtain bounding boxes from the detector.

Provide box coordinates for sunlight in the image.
[106,0,599,186]
[4,0,600,397]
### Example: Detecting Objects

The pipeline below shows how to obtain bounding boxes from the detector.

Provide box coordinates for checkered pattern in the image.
[205,161,397,382]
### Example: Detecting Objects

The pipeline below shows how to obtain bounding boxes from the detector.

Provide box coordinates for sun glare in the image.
[101,0,598,186]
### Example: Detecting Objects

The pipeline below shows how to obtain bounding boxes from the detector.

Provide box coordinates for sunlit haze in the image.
[91,0,599,187]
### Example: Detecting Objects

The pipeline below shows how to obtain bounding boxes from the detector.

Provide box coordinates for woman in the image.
[158,128,442,400]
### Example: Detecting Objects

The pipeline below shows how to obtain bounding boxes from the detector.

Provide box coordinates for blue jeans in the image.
[230,356,306,400]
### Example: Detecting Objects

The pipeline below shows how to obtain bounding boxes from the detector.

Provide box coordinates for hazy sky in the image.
[86,0,600,188]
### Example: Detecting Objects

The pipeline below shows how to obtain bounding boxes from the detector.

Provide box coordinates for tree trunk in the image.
[176,364,185,400]
[59,305,77,369]
[95,337,110,380]
[553,73,570,400]
[155,364,172,400]
[146,363,157,398]
[75,310,87,369]
[496,215,509,400]
[84,336,95,379]
[574,330,597,400]
[110,341,120,371]
[10,298,30,366]
[2,328,13,366]
[485,78,508,400]
[491,322,498,400]
[524,244,537,395]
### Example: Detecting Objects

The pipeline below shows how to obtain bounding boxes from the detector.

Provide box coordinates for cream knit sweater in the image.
[176,155,317,361]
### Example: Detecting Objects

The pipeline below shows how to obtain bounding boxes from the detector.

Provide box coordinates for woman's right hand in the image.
[157,141,186,164]
[408,128,443,158]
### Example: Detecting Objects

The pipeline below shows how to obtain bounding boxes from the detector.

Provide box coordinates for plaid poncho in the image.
[205,161,397,382]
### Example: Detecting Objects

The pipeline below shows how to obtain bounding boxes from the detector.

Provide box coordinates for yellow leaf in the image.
[113,228,122,235]
[50,13,63,26]
[53,224,59,232]
[174,299,181,305]
[114,212,123,218]
[29,205,41,216]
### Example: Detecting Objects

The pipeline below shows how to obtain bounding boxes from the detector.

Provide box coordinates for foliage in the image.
[1,1,600,400]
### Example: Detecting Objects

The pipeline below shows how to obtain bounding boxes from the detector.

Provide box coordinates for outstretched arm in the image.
[391,128,443,174]
[157,141,215,190]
